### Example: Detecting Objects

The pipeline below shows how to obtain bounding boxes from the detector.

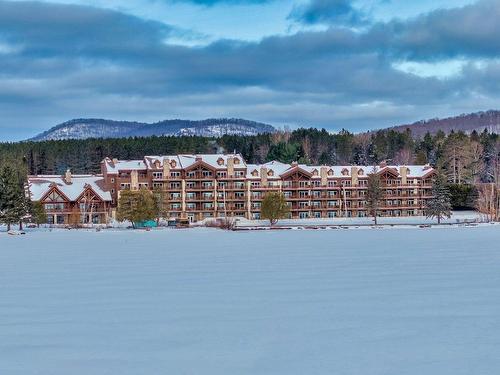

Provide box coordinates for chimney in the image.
[399,166,408,185]
[379,160,387,168]
[195,156,203,162]
[131,170,139,190]
[291,161,298,167]
[64,169,72,184]
[260,166,268,187]
[163,157,170,177]
[351,167,359,186]
[112,158,118,165]
[320,166,328,187]
[227,156,235,177]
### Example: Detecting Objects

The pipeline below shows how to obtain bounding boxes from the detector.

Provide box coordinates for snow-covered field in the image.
[1,226,499,375]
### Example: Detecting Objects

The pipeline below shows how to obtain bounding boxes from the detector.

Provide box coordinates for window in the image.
[111,178,115,183]
[170,172,181,178]
[217,172,227,178]
[152,183,163,189]
[152,172,163,179]
[299,181,309,188]
[328,211,337,218]
[120,183,131,190]
[234,182,245,189]
[235,171,245,177]
[202,171,212,178]
[299,212,309,219]
[170,182,181,189]
[44,203,65,210]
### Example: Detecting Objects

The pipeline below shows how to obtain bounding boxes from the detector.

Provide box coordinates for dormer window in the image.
[170,160,177,168]
[154,160,161,169]
[268,170,274,177]
[217,157,224,166]
[358,169,364,176]
[341,168,349,176]
[312,169,318,176]
[234,158,240,165]
[327,169,334,176]
[251,169,259,177]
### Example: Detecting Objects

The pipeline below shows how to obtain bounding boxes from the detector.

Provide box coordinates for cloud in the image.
[289,0,367,26]
[168,0,272,5]
[0,0,500,140]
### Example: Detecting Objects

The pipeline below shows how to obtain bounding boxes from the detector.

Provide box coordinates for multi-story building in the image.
[27,171,112,225]
[100,154,436,222]
[27,154,436,224]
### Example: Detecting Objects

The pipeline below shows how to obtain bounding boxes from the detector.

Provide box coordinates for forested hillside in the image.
[0,128,498,185]
[390,110,500,137]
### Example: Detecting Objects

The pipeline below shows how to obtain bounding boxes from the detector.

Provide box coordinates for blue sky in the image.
[0,0,498,140]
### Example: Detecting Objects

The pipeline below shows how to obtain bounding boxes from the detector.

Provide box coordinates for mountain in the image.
[389,110,500,137]
[31,118,276,141]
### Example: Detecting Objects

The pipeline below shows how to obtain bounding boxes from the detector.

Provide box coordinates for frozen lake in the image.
[1,226,500,374]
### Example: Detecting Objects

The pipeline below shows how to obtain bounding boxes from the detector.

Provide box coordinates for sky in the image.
[0,0,499,141]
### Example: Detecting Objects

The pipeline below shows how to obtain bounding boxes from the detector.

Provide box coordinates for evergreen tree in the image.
[30,201,48,228]
[261,191,290,225]
[0,165,27,231]
[116,189,157,228]
[426,171,452,224]
[366,168,383,225]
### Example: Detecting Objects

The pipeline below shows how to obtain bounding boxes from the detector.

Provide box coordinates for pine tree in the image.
[261,191,290,225]
[426,171,452,224]
[0,165,27,231]
[116,189,157,228]
[30,201,48,227]
[366,168,383,225]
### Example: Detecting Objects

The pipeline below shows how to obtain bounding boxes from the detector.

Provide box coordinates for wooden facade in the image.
[102,155,436,222]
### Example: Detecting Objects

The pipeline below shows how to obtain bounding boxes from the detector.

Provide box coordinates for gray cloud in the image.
[0,0,500,140]
[289,0,367,26]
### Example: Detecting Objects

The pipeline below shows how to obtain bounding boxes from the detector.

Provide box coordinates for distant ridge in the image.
[389,110,500,137]
[31,118,276,141]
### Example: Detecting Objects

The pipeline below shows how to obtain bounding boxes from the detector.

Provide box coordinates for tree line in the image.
[0,127,498,226]
[1,128,498,183]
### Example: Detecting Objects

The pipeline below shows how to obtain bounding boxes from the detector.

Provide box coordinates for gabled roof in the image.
[280,165,313,179]
[28,175,112,202]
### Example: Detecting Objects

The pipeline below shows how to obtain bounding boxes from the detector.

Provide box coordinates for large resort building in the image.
[27,154,436,224]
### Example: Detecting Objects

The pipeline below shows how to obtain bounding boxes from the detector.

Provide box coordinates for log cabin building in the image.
[27,171,112,225]
[28,154,436,224]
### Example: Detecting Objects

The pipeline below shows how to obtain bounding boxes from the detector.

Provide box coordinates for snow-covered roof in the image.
[103,154,246,173]
[246,163,434,179]
[102,158,148,174]
[102,155,434,178]
[246,161,292,179]
[28,175,112,202]
[177,154,246,170]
